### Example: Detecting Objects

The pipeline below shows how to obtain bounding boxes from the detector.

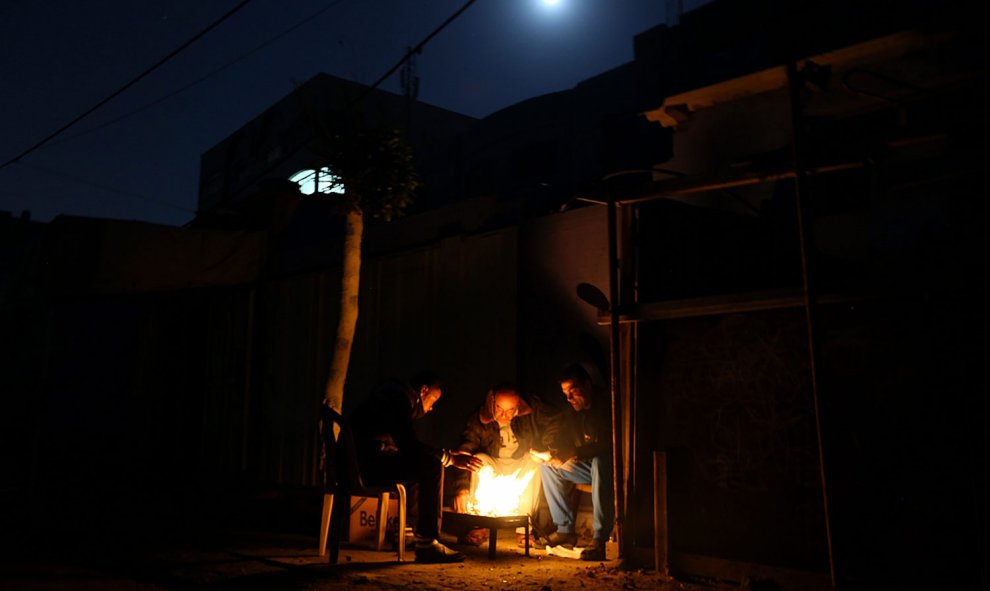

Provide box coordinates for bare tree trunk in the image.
[323,208,363,412]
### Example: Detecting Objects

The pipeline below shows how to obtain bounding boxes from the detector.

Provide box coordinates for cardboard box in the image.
[347,496,400,548]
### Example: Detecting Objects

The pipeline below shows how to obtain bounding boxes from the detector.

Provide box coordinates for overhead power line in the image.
[362,0,478,103]
[50,0,352,148]
[0,0,255,172]
[14,161,196,215]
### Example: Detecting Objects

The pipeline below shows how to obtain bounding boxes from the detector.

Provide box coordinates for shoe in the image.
[415,541,466,564]
[546,531,577,548]
[579,539,607,561]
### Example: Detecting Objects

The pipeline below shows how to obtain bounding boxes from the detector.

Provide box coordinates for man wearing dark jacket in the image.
[350,371,482,563]
[538,363,614,561]
[451,384,551,545]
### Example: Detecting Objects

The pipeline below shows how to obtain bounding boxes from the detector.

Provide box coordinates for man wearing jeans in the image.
[538,363,613,561]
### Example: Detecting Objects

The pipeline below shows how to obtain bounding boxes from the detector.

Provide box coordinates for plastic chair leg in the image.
[327,493,349,564]
[319,493,334,556]
[375,492,390,551]
[396,484,407,562]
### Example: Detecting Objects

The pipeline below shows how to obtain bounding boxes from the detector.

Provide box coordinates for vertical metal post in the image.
[242,286,256,472]
[653,451,669,577]
[787,60,837,588]
[607,192,627,558]
[620,207,638,549]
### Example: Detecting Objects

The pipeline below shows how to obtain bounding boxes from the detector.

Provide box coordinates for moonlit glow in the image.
[535,0,564,16]
[467,466,537,517]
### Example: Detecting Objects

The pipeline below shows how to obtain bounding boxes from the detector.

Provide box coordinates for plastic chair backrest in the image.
[319,401,368,494]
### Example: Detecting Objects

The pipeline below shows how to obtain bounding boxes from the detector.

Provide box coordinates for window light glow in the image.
[289,167,344,195]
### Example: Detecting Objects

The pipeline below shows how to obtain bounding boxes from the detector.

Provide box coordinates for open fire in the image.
[467,465,537,517]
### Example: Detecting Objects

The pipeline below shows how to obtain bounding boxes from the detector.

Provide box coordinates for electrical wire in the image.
[360,0,478,105]
[4,0,478,219]
[0,0,255,171]
[12,161,196,214]
[49,0,352,147]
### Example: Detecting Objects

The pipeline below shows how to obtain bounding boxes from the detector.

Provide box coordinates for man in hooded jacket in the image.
[450,384,552,545]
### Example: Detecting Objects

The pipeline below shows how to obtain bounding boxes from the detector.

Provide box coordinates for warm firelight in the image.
[468,466,536,516]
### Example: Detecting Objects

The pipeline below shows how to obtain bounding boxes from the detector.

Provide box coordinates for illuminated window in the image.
[289,167,344,195]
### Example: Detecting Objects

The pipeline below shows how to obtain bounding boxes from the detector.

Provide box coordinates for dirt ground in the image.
[3,529,707,591]
[2,486,718,591]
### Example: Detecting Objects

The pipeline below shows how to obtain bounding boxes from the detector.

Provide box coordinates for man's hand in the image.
[375,434,399,455]
[547,447,576,468]
[452,489,471,513]
[528,449,551,464]
[449,450,484,472]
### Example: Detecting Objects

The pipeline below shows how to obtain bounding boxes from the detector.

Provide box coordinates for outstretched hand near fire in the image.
[528,449,551,464]
[449,450,484,472]
[530,448,574,467]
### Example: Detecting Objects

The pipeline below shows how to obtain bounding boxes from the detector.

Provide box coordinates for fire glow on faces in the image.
[468,466,537,516]
[420,386,442,413]
[560,379,590,411]
[493,392,520,426]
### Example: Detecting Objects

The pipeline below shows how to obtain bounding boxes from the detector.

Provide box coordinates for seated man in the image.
[537,363,614,561]
[349,371,482,563]
[451,384,551,546]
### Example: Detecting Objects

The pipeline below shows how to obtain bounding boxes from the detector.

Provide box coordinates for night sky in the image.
[0,0,707,227]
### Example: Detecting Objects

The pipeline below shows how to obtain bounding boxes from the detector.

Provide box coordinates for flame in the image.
[468,465,537,517]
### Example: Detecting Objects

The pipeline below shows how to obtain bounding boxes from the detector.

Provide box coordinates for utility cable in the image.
[50,0,352,147]
[357,0,478,106]
[11,161,196,215]
[0,0,255,171]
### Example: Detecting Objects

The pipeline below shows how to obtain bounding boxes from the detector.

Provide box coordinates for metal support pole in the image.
[653,451,669,577]
[607,192,627,558]
[787,60,837,588]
